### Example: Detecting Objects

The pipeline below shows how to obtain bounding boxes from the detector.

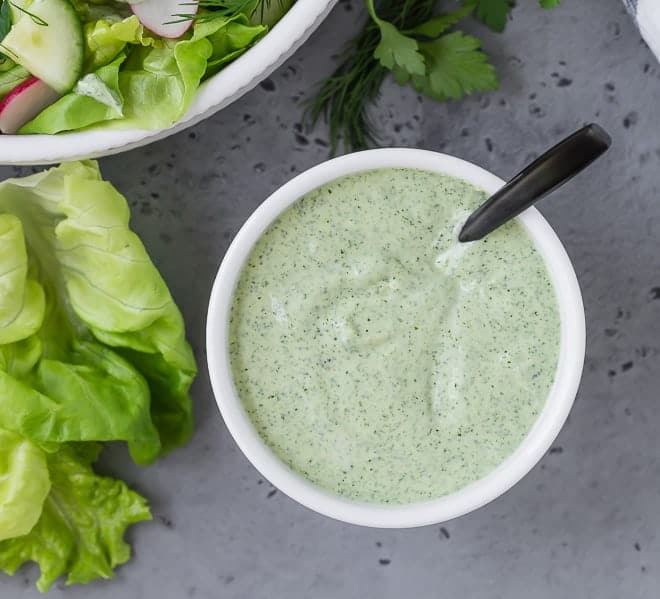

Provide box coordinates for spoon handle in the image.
[459,123,612,242]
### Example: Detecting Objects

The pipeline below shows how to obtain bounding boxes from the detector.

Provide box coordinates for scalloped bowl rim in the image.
[0,0,338,165]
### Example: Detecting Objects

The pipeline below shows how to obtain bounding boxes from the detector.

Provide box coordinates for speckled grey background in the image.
[1,0,659,597]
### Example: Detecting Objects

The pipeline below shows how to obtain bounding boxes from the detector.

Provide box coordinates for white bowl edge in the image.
[206,148,586,528]
[0,0,338,165]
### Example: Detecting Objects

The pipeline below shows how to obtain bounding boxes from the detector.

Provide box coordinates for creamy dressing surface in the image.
[229,168,560,504]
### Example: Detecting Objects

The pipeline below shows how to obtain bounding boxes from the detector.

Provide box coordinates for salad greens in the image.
[0,443,151,592]
[0,161,196,591]
[308,0,561,152]
[0,429,50,542]
[0,0,291,134]
[22,12,267,133]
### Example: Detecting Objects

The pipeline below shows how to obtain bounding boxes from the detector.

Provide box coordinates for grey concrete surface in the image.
[1,0,659,597]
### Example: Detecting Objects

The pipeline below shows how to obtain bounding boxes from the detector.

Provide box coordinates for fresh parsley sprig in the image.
[367,0,497,101]
[473,0,512,32]
[307,0,559,153]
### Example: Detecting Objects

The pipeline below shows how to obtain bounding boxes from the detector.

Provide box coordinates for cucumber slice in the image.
[2,0,83,93]
[9,0,34,24]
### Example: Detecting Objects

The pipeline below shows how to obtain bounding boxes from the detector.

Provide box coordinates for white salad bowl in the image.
[206,148,586,528]
[0,0,338,165]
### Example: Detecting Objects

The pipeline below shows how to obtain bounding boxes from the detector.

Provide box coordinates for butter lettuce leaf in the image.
[0,161,191,591]
[0,161,196,461]
[0,443,151,592]
[0,428,50,542]
[0,340,162,463]
[21,35,212,133]
[84,15,156,72]
[0,215,45,345]
[110,36,212,130]
[192,16,267,77]
[21,54,126,135]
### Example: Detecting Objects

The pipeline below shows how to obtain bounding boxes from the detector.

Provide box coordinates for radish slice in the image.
[0,78,59,134]
[130,0,198,39]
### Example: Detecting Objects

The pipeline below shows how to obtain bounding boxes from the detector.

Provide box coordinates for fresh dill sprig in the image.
[305,0,437,154]
[9,1,48,25]
[0,0,49,60]
[167,0,285,25]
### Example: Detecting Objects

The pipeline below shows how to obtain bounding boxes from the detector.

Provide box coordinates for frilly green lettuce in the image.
[0,161,194,591]
[111,35,213,130]
[0,443,151,592]
[0,429,50,542]
[84,15,156,72]
[0,161,196,461]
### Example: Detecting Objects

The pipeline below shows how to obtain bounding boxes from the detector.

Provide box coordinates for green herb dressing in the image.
[229,168,560,504]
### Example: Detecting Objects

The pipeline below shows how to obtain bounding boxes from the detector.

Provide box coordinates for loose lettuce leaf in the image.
[0,161,196,461]
[0,215,45,345]
[91,314,195,452]
[0,443,151,592]
[0,428,50,542]
[0,335,41,379]
[0,340,162,463]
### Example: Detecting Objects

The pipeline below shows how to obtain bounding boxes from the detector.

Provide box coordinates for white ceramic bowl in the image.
[0,0,337,165]
[206,148,586,528]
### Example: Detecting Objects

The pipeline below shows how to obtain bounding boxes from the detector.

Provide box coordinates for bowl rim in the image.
[206,148,586,528]
[0,0,338,165]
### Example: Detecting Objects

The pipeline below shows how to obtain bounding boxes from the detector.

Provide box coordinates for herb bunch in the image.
[307,0,560,153]
[169,0,287,25]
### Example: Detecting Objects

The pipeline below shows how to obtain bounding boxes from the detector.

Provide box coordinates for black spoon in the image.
[459,123,612,243]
